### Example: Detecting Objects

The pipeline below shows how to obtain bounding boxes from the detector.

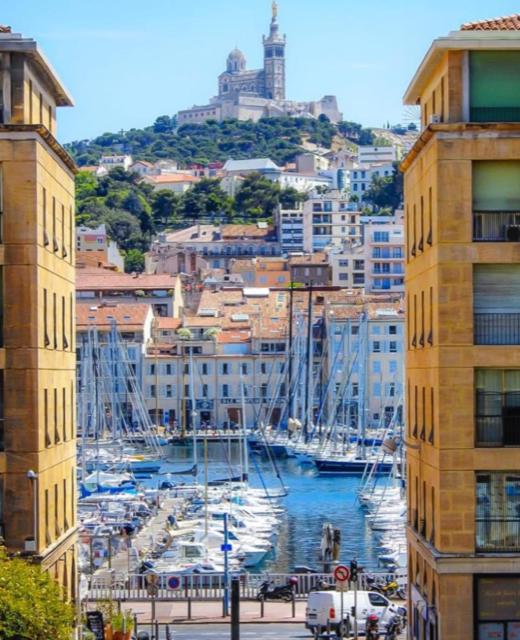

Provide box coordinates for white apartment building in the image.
[277,202,305,252]
[303,192,362,252]
[99,154,133,171]
[357,145,397,164]
[362,214,405,293]
[349,162,394,200]
[323,300,404,428]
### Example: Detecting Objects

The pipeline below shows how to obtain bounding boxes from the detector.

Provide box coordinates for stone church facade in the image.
[178,3,342,124]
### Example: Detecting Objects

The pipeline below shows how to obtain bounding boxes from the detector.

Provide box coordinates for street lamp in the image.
[26,470,38,553]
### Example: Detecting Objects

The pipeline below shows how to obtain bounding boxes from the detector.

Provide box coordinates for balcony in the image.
[476,518,520,552]
[473,211,520,242]
[475,313,520,345]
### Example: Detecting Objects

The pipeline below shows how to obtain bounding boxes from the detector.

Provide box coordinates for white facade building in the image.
[350,162,394,199]
[303,192,362,252]
[357,146,397,164]
[99,154,133,172]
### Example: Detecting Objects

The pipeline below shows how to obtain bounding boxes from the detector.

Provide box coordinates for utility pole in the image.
[287,282,294,416]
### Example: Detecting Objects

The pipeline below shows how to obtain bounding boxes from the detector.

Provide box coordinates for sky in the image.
[4,0,520,144]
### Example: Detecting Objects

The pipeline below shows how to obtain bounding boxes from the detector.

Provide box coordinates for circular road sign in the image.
[334,565,351,583]
[167,575,181,590]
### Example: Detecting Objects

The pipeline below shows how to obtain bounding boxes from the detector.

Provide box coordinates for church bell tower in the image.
[263,1,286,101]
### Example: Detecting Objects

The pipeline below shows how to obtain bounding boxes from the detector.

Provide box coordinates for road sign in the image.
[334,565,351,583]
[221,543,233,552]
[167,575,181,590]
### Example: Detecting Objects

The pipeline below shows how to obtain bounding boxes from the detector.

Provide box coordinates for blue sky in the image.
[4,0,520,143]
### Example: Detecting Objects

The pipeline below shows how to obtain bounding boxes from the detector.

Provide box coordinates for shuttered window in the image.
[474,265,520,313]
[470,51,520,122]
[473,161,520,211]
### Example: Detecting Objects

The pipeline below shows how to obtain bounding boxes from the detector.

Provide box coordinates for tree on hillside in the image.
[151,190,179,229]
[124,249,145,273]
[364,163,403,211]
[102,209,144,250]
[180,179,232,218]
[279,186,307,209]
[0,549,73,640]
[122,191,154,233]
[234,172,280,219]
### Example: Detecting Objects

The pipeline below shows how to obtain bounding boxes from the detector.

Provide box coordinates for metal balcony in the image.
[476,518,520,552]
[473,211,520,242]
[474,313,520,345]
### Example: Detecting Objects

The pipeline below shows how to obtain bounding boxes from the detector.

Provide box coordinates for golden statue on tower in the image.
[272,1,278,20]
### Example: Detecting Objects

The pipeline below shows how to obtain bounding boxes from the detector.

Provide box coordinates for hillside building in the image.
[177,4,342,124]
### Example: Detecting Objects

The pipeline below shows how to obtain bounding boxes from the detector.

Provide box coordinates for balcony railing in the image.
[473,211,520,241]
[476,517,520,552]
[475,313,520,345]
[471,106,520,123]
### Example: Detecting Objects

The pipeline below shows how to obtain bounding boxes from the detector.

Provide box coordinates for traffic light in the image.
[350,559,358,582]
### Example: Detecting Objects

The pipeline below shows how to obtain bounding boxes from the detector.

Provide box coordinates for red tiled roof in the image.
[76,303,152,330]
[76,268,179,291]
[76,250,111,269]
[144,174,198,184]
[461,14,520,30]
[155,317,182,330]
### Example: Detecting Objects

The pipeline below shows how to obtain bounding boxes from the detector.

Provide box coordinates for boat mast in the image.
[189,346,198,476]
[304,282,313,441]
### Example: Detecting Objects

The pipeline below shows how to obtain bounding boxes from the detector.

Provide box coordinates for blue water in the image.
[158,442,380,573]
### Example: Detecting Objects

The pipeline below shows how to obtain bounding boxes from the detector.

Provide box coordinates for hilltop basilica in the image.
[177,3,342,124]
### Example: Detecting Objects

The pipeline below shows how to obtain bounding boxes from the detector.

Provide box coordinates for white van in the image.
[305,589,403,637]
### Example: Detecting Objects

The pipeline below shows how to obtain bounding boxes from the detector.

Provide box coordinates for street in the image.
[135,623,311,639]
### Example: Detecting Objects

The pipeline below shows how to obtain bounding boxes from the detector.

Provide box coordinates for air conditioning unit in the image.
[506,225,520,242]
[429,114,441,124]
[24,538,36,552]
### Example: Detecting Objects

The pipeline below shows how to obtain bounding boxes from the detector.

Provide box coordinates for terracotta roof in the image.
[461,14,520,30]
[76,250,111,269]
[77,268,179,291]
[221,224,276,239]
[155,317,182,330]
[217,330,251,344]
[289,252,328,265]
[144,174,198,184]
[76,303,152,331]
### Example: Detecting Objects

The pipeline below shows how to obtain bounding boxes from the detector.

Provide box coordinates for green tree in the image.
[234,172,280,219]
[151,190,179,229]
[0,549,73,640]
[180,178,232,218]
[102,209,143,250]
[279,186,306,209]
[124,249,145,273]
[364,163,403,211]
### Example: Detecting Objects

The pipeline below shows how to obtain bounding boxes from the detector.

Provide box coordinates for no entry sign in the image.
[334,565,351,583]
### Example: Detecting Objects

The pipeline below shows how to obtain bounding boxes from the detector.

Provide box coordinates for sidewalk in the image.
[120,599,306,624]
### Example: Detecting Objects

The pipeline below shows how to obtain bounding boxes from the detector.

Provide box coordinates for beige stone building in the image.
[403,14,520,640]
[0,26,76,596]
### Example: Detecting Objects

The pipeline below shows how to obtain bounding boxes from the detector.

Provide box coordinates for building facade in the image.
[303,192,362,252]
[0,27,77,596]
[403,16,520,640]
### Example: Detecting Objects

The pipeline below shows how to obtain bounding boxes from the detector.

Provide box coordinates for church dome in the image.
[227,48,246,73]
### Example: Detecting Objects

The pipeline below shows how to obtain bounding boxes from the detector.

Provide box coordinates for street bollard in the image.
[292,592,296,618]
[155,621,159,640]
[187,597,192,620]
[231,577,240,640]
[260,597,265,618]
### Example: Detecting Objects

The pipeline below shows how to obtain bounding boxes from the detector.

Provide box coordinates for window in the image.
[62,296,67,349]
[201,363,208,376]
[260,383,268,398]
[149,364,156,375]
[473,161,520,241]
[202,384,209,398]
[183,363,190,375]
[389,325,397,335]
[352,383,359,396]
[353,260,364,271]
[476,369,520,446]
[389,341,397,353]
[339,273,348,281]
[372,361,381,374]
[373,383,381,397]
[260,362,268,375]
[372,341,381,353]
[339,260,348,267]
[374,231,390,243]
[222,363,230,375]
[241,363,248,375]
[368,593,389,607]
[352,325,359,335]
[42,187,49,246]
[52,293,57,349]
[166,384,173,398]
[166,363,172,376]
[476,472,520,551]
[149,385,156,398]
[470,51,520,122]
[222,384,229,398]
[389,360,398,374]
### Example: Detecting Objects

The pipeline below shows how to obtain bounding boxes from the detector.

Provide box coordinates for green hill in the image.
[66,115,374,167]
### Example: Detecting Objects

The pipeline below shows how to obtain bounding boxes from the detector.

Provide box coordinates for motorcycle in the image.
[384,613,404,639]
[366,575,403,599]
[366,613,380,640]
[256,579,295,602]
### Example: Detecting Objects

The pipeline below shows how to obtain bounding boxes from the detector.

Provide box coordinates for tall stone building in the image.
[178,2,342,124]
[0,27,76,596]
[402,14,520,640]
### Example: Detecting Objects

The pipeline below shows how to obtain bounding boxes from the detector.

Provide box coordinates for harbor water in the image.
[157,441,382,573]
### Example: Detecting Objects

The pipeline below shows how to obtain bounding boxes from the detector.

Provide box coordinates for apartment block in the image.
[0,27,76,596]
[403,15,520,640]
[302,191,362,252]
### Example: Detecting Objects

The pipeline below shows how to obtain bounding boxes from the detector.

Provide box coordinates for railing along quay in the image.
[85,569,407,603]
